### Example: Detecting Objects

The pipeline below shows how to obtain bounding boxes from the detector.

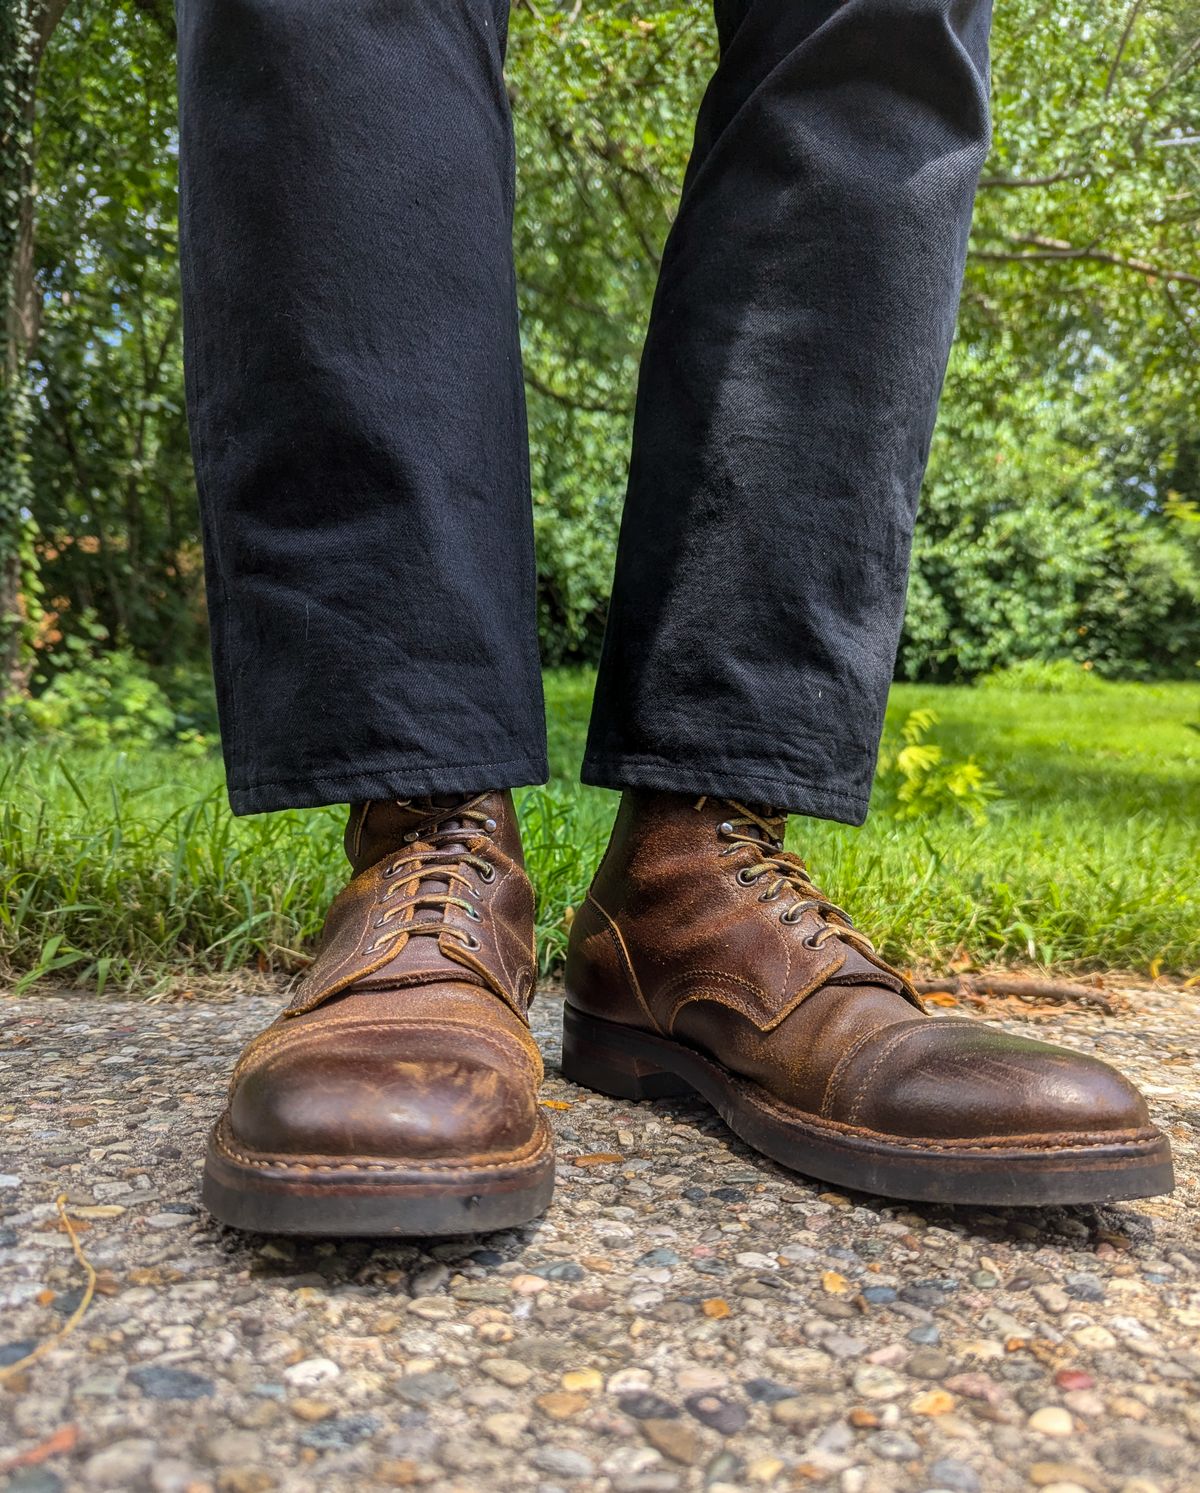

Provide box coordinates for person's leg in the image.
[178,0,546,815]
[178,0,552,1235]
[564,0,1173,1205]
[583,0,990,822]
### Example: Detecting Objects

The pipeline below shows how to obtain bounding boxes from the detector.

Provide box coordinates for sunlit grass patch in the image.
[1,672,1197,994]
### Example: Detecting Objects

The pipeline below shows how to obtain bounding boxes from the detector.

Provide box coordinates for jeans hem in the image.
[580,752,871,827]
[226,755,551,816]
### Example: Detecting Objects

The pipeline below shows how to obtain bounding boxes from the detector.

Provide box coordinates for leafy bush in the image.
[874,708,1000,826]
[900,363,1200,683]
[8,648,179,747]
[977,659,1108,694]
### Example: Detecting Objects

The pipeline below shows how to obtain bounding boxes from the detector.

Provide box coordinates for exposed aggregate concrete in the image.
[1,985,1197,1493]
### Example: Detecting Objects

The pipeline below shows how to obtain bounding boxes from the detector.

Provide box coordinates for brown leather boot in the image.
[563,792,1172,1206]
[203,792,554,1235]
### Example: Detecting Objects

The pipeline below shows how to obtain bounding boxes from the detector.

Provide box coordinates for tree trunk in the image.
[1,0,69,694]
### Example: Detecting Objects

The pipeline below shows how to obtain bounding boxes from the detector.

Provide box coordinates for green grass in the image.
[1,670,1198,994]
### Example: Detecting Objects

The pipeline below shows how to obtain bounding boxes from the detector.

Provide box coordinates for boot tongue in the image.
[346,797,475,876]
[709,797,786,848]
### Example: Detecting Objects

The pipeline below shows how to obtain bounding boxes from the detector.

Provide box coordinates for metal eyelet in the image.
[466,905,483,922]
[759,888,780,902]
[478,863,496,883]
[736,867,760,886]
[780,906,802,925]
[717,821,733,837]
[403,830,420,842]
[372,915,388,928]
[803,931,823,948]
[459,932,481,951]
[484,818,497,833]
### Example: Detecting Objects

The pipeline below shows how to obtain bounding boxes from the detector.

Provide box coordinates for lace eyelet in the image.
[759,888,780,902]
[403,830,419,843]
[466,906,483,922]
[459,932,481,951]
[780,907,802,925]
[803,931,823,949]
[372,916,388,928]
[717,821,733,837]
[484,817,497,833]
[479,864,496,883]
[736,867,760,886]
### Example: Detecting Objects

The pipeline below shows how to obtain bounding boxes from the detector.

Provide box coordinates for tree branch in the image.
[977,169,1077,190]
[1104,0,1147,99]
[523,367,629,416]
[970,234,1200,288]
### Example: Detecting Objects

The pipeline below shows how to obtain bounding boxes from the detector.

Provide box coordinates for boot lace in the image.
[703,798,878,959]
[367,794,498,956]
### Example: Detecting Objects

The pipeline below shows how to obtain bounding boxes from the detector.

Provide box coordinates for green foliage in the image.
[10,645,175,746]
[4,0,1198,687]
[874,709,1001,827]
[26,2,195,678]
[0,1,45,687]
[904,378,1200,680]
[903,0,1200,680]
[977,659,1108,694]
[511,6,711,662]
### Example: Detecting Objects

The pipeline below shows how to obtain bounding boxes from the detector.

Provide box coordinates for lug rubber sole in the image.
[560,1003,1174,1207]
[201,1114,555,1237]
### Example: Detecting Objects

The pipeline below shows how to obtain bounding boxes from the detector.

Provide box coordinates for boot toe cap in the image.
[841,1019,1152,1142]
[228,1024,540,1164]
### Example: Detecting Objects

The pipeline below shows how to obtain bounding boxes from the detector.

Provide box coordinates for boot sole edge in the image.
[201,1115,556,1237]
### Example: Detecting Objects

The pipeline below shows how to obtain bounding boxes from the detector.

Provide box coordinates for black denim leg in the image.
[176,0,546,815]
[582,0,994,825]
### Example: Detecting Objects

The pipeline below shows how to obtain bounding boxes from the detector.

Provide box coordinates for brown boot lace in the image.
[702,797,879,959]
[366,794,498,957]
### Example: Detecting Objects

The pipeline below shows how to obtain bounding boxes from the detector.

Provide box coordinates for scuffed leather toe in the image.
[229,1020,541,1163]
[831,1019,1152,1141]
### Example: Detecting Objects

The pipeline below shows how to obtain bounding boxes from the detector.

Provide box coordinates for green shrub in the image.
[8,647,177,747]
[901,393,1200,683]
[874,708,1000,826]
[977,659,1108,694]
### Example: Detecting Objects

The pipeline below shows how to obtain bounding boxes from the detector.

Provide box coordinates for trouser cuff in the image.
[580,752,871,827]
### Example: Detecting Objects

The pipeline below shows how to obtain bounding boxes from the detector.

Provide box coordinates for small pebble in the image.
[1028,1407,1075,1437]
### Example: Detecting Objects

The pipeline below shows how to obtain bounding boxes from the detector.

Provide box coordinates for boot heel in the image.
[561,1005,691,1101]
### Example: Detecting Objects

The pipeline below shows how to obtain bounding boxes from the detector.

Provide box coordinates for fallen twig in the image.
[0,1193,97,1385]
[911,974,1121,1015]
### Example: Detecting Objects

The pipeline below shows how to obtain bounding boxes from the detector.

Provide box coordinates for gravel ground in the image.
[1,985,1197,1493]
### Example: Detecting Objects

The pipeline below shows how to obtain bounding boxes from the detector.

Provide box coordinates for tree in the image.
[1,0,69,691]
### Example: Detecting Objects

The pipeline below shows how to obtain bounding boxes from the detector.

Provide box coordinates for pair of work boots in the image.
[202,792,1173,1235]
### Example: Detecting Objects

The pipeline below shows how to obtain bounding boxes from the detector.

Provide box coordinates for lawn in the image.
[1,670,1197,994]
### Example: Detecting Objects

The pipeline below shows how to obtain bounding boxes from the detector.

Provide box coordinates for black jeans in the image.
[176,0,992,825]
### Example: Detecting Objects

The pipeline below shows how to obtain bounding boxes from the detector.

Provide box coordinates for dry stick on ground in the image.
[0,1193,96,1386]
[910,974,1122,1015]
